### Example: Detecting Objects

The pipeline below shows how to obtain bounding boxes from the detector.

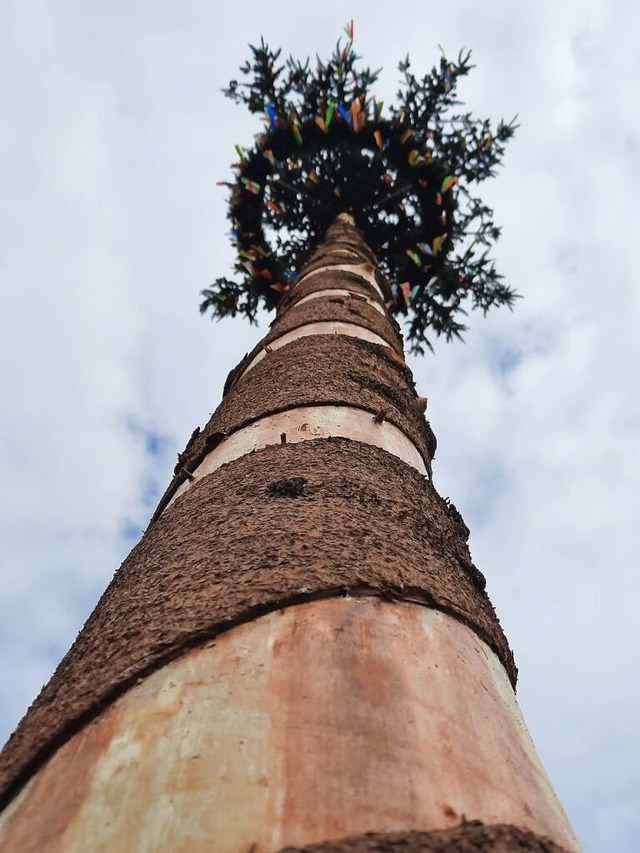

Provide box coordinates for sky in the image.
[1,1,638,849]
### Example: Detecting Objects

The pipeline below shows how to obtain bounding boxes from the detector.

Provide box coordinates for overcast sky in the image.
[1,2,639,850]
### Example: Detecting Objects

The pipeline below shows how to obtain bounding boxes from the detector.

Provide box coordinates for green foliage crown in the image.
[202,26,518,353]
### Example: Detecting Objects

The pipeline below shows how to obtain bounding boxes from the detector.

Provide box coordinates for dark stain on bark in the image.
[267,477,308,497]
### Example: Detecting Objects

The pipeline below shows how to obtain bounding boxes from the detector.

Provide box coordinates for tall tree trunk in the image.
[0,217,579,852]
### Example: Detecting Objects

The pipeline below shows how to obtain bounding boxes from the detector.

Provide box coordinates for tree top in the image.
[202,24,518,354]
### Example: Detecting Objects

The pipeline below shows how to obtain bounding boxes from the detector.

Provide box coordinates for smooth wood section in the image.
[297,263,385,298]
[164,405,429,513]
[295,290,385,315]
[0,599,580,853]
[240,321,390,376]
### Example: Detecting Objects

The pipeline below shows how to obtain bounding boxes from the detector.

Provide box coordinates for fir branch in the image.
[203,32,517,351]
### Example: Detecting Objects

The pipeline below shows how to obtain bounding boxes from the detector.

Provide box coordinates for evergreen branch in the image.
[204,30,517,352]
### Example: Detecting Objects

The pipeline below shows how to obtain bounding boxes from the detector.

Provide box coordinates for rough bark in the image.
[277,823,571,852]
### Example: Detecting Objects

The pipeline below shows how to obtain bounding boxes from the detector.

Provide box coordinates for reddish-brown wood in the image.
[0,600,579,852]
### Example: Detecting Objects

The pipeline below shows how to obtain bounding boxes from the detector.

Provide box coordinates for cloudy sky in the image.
[1,1,638,849]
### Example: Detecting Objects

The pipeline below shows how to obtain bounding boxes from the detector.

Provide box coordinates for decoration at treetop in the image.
[201,24,518,354]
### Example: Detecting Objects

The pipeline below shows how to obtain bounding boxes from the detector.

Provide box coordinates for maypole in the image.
[0,26,579,853]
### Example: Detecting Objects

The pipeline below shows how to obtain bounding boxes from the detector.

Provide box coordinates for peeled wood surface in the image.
[209,336,425,449]
[227,268,392,398]
[264,295,404,355]
[0,440,514,810]
[240,323,391,380]
[294,290,385,316]
[0,602,576,853]
[163,405,429,512]
[298,254,375,279]
[277,271,385,317]
[159,334,432,521]
[297,259,389,299]
[306,237,378,265]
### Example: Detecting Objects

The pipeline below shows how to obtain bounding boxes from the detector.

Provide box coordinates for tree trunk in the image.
[0,216,579,852]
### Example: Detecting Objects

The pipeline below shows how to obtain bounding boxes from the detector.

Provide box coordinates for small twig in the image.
[373,408,388,424]
[364,183,413,213]
[272,178,335,215]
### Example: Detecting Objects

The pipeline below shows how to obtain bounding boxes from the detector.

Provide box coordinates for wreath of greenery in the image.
[201,26,518,353]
